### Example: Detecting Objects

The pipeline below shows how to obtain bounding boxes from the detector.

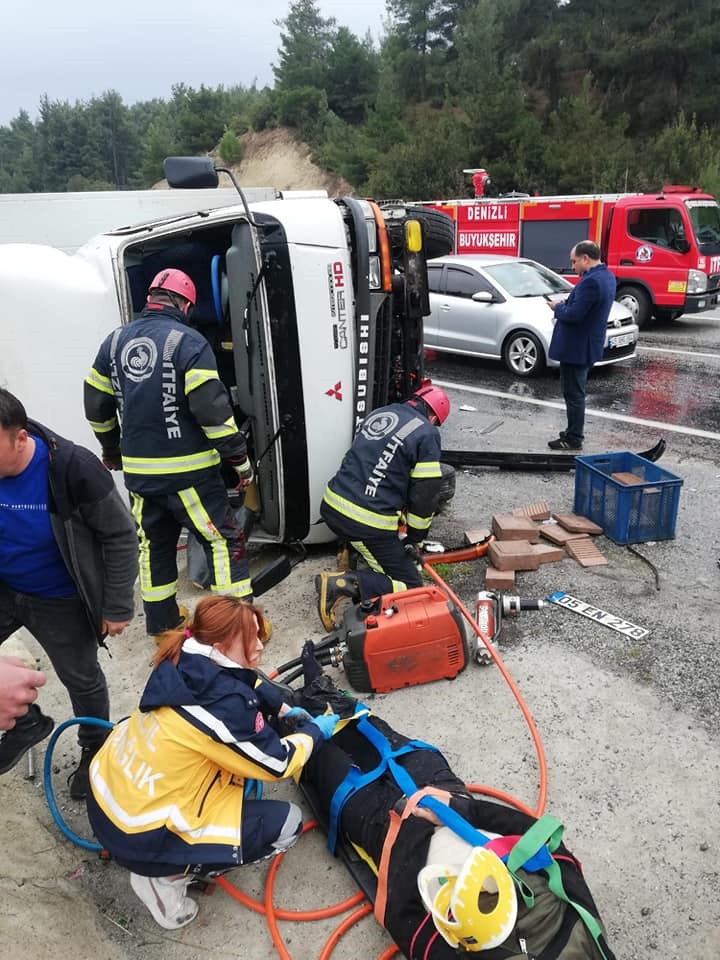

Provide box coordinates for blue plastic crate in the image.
[573,451,682,545]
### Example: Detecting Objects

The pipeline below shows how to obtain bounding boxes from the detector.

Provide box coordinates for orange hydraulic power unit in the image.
[339,585,469,694]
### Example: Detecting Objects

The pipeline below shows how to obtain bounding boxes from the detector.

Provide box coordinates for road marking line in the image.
[638,345,720,360]
[433,379,720,441]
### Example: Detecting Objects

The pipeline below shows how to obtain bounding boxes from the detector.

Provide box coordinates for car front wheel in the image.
[502,330,546,377]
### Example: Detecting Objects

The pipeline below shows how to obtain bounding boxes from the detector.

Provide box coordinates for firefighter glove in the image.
[310,712,340,740]
[232,457,254,490]
[403,540,423,562]
[102,449,123,471]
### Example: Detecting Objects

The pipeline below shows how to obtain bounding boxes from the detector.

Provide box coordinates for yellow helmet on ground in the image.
[417,846,517,951]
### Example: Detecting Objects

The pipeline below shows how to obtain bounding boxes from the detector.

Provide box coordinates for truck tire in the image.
[382,205,455,260]
[617,285,652,328]
[437,462,456,507]
[502,330,546,377]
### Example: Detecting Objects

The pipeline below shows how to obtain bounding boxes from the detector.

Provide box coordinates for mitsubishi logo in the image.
[326,381,343,401]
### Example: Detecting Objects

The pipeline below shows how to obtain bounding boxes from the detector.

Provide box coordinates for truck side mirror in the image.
[672,237,691,254]
[472,291,494,303]
[164,156,219,189]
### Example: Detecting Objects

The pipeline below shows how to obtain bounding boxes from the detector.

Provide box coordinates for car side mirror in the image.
[472,291,494,303]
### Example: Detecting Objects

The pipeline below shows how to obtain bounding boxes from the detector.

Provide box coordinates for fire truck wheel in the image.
[502,330,546,377]
[383,206,455,259]
[616,285,652,328]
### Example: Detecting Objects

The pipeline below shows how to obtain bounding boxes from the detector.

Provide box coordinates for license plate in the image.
[609,332,635,348]
[547,591,649,639]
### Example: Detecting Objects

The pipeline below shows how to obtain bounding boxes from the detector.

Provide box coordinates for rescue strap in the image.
[326,708,440,856]
[329,712,608,959]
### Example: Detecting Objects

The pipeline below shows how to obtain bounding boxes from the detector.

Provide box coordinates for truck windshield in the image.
[686,200,720,254]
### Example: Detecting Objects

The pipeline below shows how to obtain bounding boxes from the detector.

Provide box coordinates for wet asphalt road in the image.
[425,309,720,437]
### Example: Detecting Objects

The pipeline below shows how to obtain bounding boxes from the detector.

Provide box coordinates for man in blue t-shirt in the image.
[0,389,138,798]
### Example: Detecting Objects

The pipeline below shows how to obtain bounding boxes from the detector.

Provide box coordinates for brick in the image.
[553,513,603,535]
[491,514,540,543]
[539,525,591,546]
[531,543,565,564]
[487,540,540,571]
[611,471,644,486]
[464,526,492,545]
[511,501,551,521]
[485,566,515,590]
[566,538,608,567]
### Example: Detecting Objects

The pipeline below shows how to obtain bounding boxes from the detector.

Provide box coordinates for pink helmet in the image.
[148,269,196,306]
[411,384,450,424]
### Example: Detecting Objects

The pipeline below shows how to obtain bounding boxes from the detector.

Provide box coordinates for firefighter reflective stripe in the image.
[351,540,382,572]
[123,450,221,475]
[324,487,399,531]
[202,417,239,441]
[179,488,252,598]
[87,416,118,433]
[185,368,220,394]
[410,460,442,480]
[130,493,178,602]
[406,512,433,531]
[86,367,114,395]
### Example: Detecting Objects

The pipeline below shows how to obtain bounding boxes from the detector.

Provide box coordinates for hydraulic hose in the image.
[43,716,114,851]
[420,559,548,818]
[421,538,493,566]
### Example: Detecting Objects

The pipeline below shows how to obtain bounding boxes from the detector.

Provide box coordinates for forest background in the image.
[1,0,719,200]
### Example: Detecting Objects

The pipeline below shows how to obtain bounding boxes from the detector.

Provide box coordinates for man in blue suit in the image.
[548,241,616,450]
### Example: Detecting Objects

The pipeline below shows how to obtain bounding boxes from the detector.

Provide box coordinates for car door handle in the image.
[440,303,451,311]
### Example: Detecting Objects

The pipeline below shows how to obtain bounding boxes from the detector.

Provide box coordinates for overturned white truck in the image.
[0,157,453,545]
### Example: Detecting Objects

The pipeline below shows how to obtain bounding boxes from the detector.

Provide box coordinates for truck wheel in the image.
[617,286,652,328]
[382,205,455,259]
[502,330,546,377]
[437,462,456,507]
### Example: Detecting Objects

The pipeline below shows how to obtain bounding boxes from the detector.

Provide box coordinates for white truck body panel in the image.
[0,188,274,253]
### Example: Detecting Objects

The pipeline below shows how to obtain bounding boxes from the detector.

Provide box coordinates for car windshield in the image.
[482,260,572,298]
[685,200,720,255]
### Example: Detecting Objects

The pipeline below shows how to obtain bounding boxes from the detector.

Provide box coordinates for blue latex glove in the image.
[310,712,340,740]
[284,706,312,724]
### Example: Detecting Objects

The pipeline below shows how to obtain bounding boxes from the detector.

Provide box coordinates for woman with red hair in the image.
[86,595,338,930]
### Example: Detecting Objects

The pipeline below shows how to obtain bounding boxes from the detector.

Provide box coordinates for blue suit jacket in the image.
[549,263,616,366]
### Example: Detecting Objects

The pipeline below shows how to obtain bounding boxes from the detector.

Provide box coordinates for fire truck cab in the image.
[427,185,720,327]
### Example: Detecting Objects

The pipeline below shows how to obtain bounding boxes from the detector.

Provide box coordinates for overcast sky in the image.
[0,0,389,125]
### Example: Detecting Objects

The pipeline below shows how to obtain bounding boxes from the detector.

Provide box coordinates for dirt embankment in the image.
[157,127,354,195]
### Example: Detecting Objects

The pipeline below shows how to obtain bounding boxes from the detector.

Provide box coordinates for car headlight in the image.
[687,269,708,294]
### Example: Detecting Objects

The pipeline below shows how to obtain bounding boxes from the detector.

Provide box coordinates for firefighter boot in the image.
[314,572,360,631]
[152,604,189,646]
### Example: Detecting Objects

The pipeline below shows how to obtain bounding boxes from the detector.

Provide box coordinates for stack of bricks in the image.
[464,502,607,588]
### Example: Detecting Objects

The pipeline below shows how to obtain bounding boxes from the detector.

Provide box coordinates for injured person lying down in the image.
[291,641,616,960]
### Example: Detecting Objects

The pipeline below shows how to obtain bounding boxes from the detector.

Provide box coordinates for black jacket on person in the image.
[28,420,137,637]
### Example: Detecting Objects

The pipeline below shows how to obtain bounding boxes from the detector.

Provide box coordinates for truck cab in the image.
[606,187,720,326]
[0,159,430,545]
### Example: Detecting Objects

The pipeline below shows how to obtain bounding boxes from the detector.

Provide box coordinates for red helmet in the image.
[410,384,450,424]
[148,269,196,306]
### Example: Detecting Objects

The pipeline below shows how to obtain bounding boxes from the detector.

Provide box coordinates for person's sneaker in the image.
[548,438,583,451]
[68,744,100,800]
[314,572,360,631]
[0,705,54,774]
[130,873,199,930]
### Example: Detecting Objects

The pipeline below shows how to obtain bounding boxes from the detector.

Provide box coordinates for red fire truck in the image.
[424,185,720,327]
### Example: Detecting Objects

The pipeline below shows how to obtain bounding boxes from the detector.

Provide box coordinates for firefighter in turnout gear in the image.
[84,269,255,637]
[315,385,450,630]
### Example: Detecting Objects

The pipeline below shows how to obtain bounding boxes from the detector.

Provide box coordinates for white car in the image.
[425,254,639,377]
